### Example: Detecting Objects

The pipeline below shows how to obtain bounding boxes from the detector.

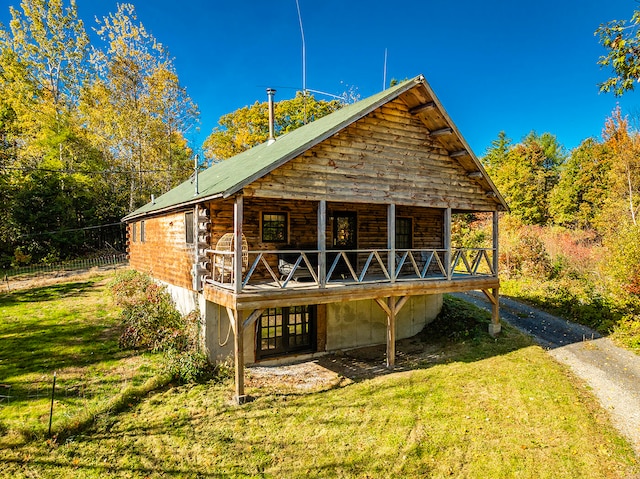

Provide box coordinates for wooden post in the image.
[388,204,396,282]
[387,296,396,368]
[492,211,499,277]
[374,296,408,369]
[482,288,501,337]
[444,207,452,279]
[234,195,243,294]
[233,309,248,404]
[318,200,326,288]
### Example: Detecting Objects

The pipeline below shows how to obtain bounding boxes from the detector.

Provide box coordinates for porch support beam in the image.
[374,295,409,369]
[226,308,249,404]
[318,200,327,288]
[225,307,237,334]
[234,195,244,294]
[444,207,452,279]
[387,297,396,369]
[242,309,265,329]
[388,204,396,283]
[482,288,501,337]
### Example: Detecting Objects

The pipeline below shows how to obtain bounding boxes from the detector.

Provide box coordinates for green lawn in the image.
[0,275,166,445]
[0,278,638,478]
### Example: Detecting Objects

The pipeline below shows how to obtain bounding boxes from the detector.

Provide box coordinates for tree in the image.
[0,0,112,262]
[596,8,640,96]
[482,131,511,171]
[85,3,198,211]
[549,138,612,229]
[483,131,565,225]
[0,0,89,165]
[203,91,342,162]
[601,106,640,226]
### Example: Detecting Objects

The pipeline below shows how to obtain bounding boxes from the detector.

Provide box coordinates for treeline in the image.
[478,107,640,322]
[0,0,198,267]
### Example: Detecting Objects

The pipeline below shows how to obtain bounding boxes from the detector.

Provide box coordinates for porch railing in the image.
[204,247,495,291]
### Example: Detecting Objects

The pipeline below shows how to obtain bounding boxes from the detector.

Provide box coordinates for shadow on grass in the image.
[0,279,98,305]
[0,320,121,381]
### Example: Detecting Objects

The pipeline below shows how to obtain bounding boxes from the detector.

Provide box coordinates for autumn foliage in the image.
[474,106,640,348]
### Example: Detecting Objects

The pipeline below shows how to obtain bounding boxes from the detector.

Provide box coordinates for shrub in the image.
[164,348,213,384]
[501,230,552,279]
[611,313,640,353]
[602,224,640,300]
[108,270,215,383]
[109,270,183,351]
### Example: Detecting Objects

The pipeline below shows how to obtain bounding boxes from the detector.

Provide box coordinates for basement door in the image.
[256,305,317,359]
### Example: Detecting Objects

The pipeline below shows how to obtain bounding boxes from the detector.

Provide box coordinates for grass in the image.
[0,280,638,477]
[0,274,167,445]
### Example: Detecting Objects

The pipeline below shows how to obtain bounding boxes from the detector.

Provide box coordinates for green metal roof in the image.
[122,76,424,221]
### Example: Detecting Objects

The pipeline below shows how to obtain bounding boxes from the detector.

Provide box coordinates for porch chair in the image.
[213,233,248,282]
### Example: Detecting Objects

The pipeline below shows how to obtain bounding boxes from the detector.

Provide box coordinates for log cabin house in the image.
[123,75,508,403]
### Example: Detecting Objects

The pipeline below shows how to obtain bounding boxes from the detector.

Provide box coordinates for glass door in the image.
[257,306,316,359]
[331,212,357,275]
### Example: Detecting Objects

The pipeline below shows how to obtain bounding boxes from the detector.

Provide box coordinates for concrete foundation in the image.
[203,294,443,365]
[326,294,442,351]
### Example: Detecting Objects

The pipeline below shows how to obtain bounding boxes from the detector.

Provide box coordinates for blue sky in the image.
[4,0,640,157]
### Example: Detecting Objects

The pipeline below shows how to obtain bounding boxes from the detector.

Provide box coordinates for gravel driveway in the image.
[454,291,640,456]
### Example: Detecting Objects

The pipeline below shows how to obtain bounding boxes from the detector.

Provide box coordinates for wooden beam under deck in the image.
[203,276,500,311]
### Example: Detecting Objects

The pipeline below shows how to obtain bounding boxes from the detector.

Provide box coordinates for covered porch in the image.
[198,195,502,404]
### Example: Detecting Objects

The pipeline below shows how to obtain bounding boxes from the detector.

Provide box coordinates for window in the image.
[185,211,194,244]
[396,217,412,249]
[262,212,287,242]
[132,222,137,243]
[140,220,146,243]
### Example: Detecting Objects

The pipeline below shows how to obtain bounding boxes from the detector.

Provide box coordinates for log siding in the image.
[128,211,194,289]
[244,98,495,211]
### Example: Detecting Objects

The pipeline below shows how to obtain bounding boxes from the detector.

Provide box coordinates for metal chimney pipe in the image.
[267,88,276,144]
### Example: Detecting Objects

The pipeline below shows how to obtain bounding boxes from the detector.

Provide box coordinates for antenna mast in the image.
[295,0,308,124]
[383,48,388,90]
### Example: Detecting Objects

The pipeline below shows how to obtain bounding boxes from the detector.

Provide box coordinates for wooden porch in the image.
[199,197,502,404]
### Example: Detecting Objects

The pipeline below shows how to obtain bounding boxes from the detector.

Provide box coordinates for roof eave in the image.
[121,192,224,222]
[413,80,509,212]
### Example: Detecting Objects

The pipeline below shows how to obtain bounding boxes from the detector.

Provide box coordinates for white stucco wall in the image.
[161,280,200,316]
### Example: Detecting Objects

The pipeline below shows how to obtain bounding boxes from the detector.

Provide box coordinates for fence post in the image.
[48,371,57,437]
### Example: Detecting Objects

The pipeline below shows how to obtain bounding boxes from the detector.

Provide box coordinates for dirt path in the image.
[454,291,640,456]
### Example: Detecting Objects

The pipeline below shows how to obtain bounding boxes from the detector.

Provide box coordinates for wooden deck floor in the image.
[203,274,500,310]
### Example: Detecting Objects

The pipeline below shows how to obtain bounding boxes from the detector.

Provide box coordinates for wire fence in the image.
[0,370,158,439]
[2,253,128,282]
